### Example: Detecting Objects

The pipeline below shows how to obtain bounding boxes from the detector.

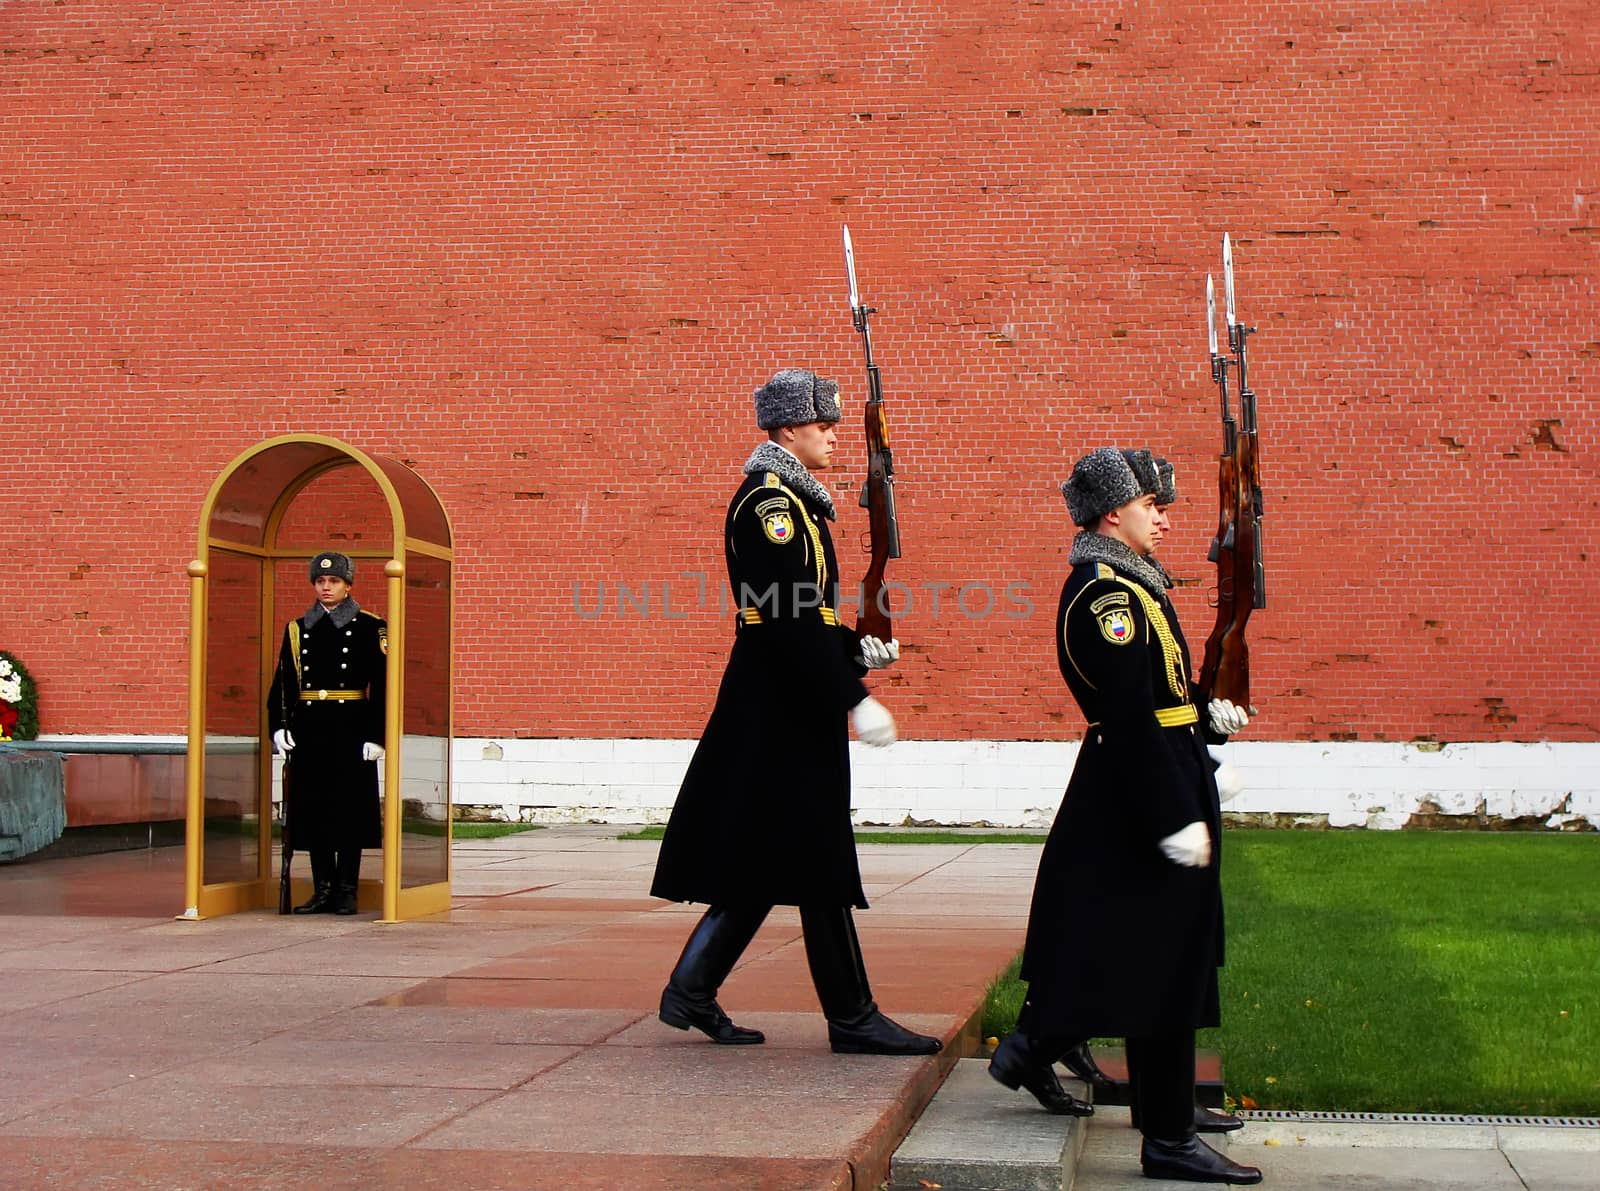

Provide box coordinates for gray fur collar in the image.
[1068,532,1173,597]
[744,441,836,520]
[304,597,361,630]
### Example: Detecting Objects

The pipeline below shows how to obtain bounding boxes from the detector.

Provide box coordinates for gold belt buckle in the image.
[317,689,328,700]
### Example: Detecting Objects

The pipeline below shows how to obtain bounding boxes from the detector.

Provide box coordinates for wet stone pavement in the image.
[0,826,1033,1190]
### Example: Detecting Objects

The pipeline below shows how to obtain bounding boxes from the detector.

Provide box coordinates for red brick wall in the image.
[4,2,1597,744]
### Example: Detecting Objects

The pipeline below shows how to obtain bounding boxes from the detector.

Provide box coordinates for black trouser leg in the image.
[1127,1031,1195,1141]
[293,848,336,914]
[799,905,872,1023]
[332,848,361,915]
[1128,1031,1247,1134]
[801,905,941,1056]
[659,905,770,1044]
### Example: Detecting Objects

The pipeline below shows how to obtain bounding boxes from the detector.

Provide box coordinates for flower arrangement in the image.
[0,651,39,742]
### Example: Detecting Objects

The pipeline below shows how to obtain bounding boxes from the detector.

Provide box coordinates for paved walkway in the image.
[0,827,1031,1189]
[4,828,1595,1190]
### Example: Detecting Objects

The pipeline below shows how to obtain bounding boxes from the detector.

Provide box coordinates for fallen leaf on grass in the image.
[1240,1095,1259,1109]
[919,1181,942,1189]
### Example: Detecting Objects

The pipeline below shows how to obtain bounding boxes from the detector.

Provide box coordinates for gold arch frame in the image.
[180,433,454,923]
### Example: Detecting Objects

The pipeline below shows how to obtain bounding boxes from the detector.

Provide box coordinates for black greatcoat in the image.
[266,603,387,853]
[1019,557,1226,1039]
[650,466,870,908]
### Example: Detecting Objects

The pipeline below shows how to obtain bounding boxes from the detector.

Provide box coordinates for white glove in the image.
[361,742,386,762]
[1214,760,1244,804]
[850,696,897,747]
[1158,821,1212,868]
[1208,698,1249,736]
[859,635,900,670]
[272,729,296,755]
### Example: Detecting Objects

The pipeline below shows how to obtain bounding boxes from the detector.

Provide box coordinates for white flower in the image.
[0,659,13,677]
[0,678,20,704]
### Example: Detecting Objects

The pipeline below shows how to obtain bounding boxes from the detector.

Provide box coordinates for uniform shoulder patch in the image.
[1096,607,1136,646]
[1094,562,1116,580]
[378,624,388,655]
[755,495,794,545]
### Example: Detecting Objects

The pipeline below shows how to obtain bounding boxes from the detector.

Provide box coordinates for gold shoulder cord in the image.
[773,480,826,590]
[1116,579,1188,700]
[288,622,303,685]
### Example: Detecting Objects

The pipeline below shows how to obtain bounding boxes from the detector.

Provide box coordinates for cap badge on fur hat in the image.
[309,551,355,584]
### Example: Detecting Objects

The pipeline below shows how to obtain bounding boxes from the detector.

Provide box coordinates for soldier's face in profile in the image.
[1107,495,1164,557]
[313,576,351,607]
[786,420,838,471]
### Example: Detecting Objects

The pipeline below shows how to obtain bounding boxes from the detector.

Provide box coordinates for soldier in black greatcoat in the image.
[267,551,387,916]
[649,368,940,1057]
[989,448,1261,1186]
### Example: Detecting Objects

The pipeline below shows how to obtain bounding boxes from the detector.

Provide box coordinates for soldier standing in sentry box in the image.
[649,369,941,1057]
[268,551,387,916]
[989,448,1260,1185]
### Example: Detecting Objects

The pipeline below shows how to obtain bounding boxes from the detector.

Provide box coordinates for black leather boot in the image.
[1060,1039,1119,1097]
[1196,1105,1245,1133]
[1133,1101,1247,1133]
[1140,1134,1262,1184]
[658,905,769,1044]
[293,850,335,914]
[988,1033,1094,1116]
[331,849,361,915]
[801,906,941,1056]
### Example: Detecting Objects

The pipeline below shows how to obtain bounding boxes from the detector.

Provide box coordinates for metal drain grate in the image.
[1240,1110,1600,1129]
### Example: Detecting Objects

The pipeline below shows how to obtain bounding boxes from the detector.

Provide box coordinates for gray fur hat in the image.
[754,369,843,430]
[1152,456,1177,505]
[309,551,354,584]
[1062,447,1142,526]
[1120,449,1162,501]
[1121,449,1178,505]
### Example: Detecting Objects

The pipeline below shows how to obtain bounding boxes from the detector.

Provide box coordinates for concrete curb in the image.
[889,1058,1091,1191]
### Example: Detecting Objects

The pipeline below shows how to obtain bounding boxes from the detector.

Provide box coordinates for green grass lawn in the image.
[617,826,1047,845]
[402,820,545,839]
[984,829,1599,1116]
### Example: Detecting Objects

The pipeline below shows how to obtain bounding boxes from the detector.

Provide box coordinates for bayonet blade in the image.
[1206,274,1218,357]
[1223,233,1236,327]
[843,224,860,312]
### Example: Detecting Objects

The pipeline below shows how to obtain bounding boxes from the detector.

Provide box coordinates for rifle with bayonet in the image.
[1198,233,1266,713]
[277,671,294,914]
[842,225,902,643]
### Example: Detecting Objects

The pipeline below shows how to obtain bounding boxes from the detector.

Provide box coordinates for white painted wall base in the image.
[35,736,1600,832]
[448,737,1598,832]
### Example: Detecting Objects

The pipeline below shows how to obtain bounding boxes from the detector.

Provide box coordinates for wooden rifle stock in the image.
[858,395,898,642]
[1199,378,1240,705]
